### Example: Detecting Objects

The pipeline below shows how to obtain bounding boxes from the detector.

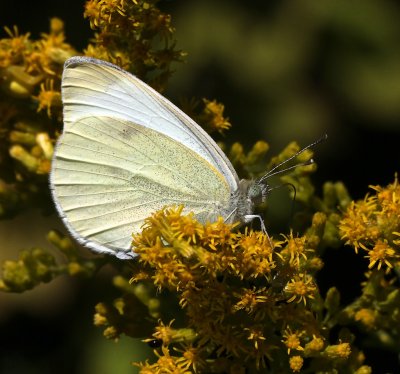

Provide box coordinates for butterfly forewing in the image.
[62,57,239,190]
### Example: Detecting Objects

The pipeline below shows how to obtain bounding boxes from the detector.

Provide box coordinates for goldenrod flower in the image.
[93,312,107,326]
[246,141,269,165]
[284,273,317,305]
[245,325,266,350]
[363,240,398,271]
[339,199,378,253]
[244,325,270,369]
[200,99,231,134]
[135,345,191,374]
[174,344,207,372]
[34,79,61,117]
[355,308,377,329]
[355,365,373,374]
[236,229,276,278]
[304,335,324,354]
[83,0,184,89]
[340,176,400,273]
[282,328,304,354]
[103,326,119,340]
[170,213,204,246]
[323,342,351,360]
[289,355,304,372]
[370,177,400,218]
[280,231,313,268]
[149,320,176,346]
[84,0,103,28]
[232,287,269,316]
[0,26,30,67]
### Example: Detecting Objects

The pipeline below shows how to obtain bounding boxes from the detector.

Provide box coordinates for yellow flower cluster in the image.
[197,99,231,135]
[0,18,74,216]
[338,177,400,348]
[0,0,185,218]
[83,0,186,91]
[169,95,232,140]
[0,247,56,292]
[0,231,99,292]
[340,176,400,272]
[120,206,367,372]
[0,19,73,110]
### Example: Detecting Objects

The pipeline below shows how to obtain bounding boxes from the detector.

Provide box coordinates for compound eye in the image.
[247,183,263,202]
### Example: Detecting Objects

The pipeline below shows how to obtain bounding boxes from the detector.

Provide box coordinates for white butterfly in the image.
[50,57,323,260]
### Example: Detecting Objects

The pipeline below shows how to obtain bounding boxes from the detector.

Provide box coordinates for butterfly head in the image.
[246,179,272,206]
[233,134,328,223]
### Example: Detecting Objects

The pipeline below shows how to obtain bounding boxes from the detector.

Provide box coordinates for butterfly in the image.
[50,57,325,259]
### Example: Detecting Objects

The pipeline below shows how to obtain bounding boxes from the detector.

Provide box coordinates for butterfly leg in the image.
[244,214,274,249]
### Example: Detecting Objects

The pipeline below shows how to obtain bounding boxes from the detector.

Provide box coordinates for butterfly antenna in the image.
[259,159,314,180]
[259,133,328,183]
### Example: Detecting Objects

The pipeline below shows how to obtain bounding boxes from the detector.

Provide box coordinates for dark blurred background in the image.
[0,0,399,373]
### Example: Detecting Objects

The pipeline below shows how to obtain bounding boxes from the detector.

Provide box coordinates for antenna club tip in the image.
[314,133,328,146]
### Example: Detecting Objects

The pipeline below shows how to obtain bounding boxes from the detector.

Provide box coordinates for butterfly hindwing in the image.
[51,116,232,258]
